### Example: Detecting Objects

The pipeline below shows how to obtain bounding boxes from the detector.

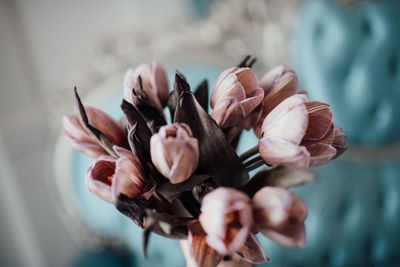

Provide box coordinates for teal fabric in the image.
[296,0,400,146]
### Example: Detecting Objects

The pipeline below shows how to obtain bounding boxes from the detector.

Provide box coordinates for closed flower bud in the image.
[255,65,298,136]
[199,188,253,255]
[150,123,199,184]
[211,67,264,129]
[259,94,342,167]
[252,187,307,248]
[62,107,125,158]
[124,61,169,111]
[85,146,154,203]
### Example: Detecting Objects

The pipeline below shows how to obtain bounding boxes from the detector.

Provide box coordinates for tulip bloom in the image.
[85,146,154,203]
[255,65,298,137]
[259,94,343,167]
[124,61,169,112]
[199,188,253,255]
[252,187,307,248]
[150,123,199,184]
[62,107,125,158]
[211,67,264,129]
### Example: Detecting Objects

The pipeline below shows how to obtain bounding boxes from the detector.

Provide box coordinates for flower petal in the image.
[85,156,116,203]
[253,187,307,248]
[261,94,308,145]
[239,87,264,116]
[259,136,310,167]
[307,143,337,167]
[211,97,245,129]
[235,68,259,97]
[303,101,333,141]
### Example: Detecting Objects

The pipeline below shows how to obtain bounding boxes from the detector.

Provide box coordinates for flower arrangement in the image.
[63,56,346,266]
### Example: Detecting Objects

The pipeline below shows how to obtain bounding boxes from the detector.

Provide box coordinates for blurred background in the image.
[1,0,399,266]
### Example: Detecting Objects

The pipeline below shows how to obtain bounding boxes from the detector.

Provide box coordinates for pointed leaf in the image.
[242,165,316,197]
[236,234,270,264]
[174,92,247,188]
[194,79,209,113]
[144,209,191,239]
[121,100,152,154]
[187,220,222,267]
[168,71,190,118]
[74,87,117,157]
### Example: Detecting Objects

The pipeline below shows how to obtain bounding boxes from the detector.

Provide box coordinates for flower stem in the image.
[243,156,265,172]
[239,145,259,161]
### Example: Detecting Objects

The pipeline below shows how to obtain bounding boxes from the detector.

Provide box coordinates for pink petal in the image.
[259,65,298,116]
[261,94,308,145]
[211,97,245,128]
[212,73,247,105]
[259,136,310,167]
[307,143,337,167]
[234,68,259,97]
[239,87,264,116]
[253,187,307,248]
[151,61,170,107]
[85,156,116,203]
[332,127,347,159]
[71,140,107,158]
[303,101,333,141]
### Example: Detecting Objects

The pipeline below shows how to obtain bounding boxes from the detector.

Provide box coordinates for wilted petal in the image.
[85,156,117,203]
[199,188,252,256]
[303,101,333,141]
[261,94,308,144]
[253,187,307,248]
[259,136,310,167]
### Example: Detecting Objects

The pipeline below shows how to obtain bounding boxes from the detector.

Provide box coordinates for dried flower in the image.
[62,107,125,158]
[259,94,342,167]
[211,67,264,129]
[255,65,298,136]
[252,187,307,247]
[85,146,154,203]
[150,123,199,184]
[124,61,169,111]
[199,188,253,255]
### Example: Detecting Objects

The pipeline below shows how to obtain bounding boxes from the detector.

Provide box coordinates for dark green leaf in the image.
[157,175,211,202]
[194,79,209,113]
[115,194,150,228]
[174,92,247,188]
[242,165,316,197]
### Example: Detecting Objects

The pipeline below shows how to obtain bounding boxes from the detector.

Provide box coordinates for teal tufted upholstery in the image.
[266,0,400,266]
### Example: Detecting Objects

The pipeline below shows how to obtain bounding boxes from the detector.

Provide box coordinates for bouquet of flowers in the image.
[62,56,346,266]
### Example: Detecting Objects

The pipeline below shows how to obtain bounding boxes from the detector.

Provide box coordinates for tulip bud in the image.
[252,187,307,248]
[124,61,169,111]
[62,106,125,158]
[150,123,199,184]
[211,67,264,129]
[199,188,253,255]
[85,147,153,203]
[255,66,298,136]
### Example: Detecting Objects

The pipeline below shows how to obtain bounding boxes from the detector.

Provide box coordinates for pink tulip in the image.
[85,146,154,203]
[252,187,307,248]
[124,61,169,111]
[255,65,298,136]
[62,106,125,158]
[199,188,253,256]
[259,94,341,167]
[150,123,199,184]
[211,67,264,129]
